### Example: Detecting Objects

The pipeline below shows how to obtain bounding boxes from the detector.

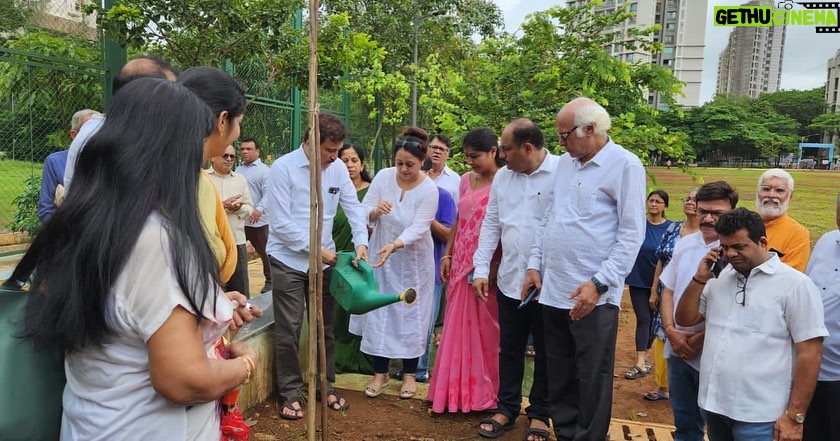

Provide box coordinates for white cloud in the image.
[492,0,840,105]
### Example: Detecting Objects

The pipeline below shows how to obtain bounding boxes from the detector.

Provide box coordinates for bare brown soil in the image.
[244,290,675,440]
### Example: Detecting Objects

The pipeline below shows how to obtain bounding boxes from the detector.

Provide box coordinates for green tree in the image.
[419,1,690,165]
[810,112,840,144]
[0,30,103,161]
[758,87,826,139]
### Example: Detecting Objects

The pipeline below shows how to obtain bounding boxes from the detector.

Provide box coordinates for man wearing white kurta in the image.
[264,113,368,419]
[523,98,646,441]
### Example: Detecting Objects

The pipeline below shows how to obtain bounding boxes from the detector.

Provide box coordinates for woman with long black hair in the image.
[19,78,258,440]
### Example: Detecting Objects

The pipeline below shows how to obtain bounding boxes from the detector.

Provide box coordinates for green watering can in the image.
[330,252,417,314]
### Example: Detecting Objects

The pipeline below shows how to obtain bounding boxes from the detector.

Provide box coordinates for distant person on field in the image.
[756,168,810,271]
[803,192,840,441]
[38,109,100,223]
[236,137,272,293]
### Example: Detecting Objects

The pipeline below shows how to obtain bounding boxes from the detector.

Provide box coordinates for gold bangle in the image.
[239,356,253,384]
[440,255,452,262]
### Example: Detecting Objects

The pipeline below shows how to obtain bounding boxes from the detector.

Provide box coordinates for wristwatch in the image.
[590,277,608,295]
[785,410,805,424]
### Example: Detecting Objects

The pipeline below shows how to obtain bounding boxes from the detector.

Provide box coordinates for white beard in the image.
[756,197,789,219]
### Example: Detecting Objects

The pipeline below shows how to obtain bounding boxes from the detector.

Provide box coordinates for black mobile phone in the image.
[518,287,538,310]
[711,248,726,278]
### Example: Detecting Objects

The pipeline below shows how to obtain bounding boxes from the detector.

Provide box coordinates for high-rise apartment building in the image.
[565,0,708,109]
[715,0,785,98]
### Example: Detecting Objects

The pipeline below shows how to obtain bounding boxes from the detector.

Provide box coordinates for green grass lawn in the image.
[647,167,839,245]
[0,160,43,231]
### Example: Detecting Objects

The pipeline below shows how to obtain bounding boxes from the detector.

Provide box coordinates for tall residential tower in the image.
[715,0,785,98]
[565,0,708,109]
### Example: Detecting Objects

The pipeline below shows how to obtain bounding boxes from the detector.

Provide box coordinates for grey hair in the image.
[758,168,794,192]
[71,109,101,132]
[559,97,612,137]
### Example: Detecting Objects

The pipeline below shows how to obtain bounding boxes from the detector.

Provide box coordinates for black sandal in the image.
[326,392,349,412]
[478,415,515,438]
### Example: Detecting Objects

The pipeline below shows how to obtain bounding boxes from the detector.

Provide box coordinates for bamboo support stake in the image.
[306,0,329,439]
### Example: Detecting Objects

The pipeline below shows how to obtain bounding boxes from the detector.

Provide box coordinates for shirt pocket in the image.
[741,304,777,333]
[575,187,597,217]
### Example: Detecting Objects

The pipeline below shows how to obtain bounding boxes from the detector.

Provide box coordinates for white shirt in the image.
[806,229,840,381]
[698,255,827,422]
[64,114,105,191]
[236,158,270,228]
[264,148,368,272]
[205,168,253,245]
[473,152,559,299]
[659,231,717,370]
[527,139,646,309]
[433,165,461,205]
[61,213,232,441]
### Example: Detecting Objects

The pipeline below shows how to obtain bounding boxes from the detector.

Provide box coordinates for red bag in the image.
[214,338,250,441]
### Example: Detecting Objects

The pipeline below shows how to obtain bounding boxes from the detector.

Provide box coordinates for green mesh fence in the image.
[0,0,106,234]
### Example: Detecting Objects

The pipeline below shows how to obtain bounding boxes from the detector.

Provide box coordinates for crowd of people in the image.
[9,53,840,441]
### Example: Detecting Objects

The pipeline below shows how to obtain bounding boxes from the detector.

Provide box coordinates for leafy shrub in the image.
[9,175,40,236]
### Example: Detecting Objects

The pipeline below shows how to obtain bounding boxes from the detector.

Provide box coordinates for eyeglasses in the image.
[222,154,236,160]
[758,185,789,195]
[735,275,747,306]
[696,208,727,219]
[682,197,696,204]
[429,145,449,154]
[558,126,579,141]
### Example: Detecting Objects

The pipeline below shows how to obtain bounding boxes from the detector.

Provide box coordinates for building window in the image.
[664,35,674,44]
[665,23,676,30]
[629,2,637,12]
[626,53,635,62]
[663,47,674,56]
[662,59,673,67]
[666,11,677,19]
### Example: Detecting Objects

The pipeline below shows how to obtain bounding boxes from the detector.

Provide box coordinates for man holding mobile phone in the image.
[676,208,825,441]
[658,181,738,441]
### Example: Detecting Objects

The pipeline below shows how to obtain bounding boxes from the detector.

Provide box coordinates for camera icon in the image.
[777,0,795,10]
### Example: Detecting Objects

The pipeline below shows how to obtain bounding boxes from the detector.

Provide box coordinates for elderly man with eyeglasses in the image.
[676,207,826,441]
[207,144,254,296]
[756,168,810,272]
[659,180,738,441]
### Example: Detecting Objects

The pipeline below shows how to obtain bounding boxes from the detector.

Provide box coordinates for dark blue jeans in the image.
[703,410,773,441]
[495,290,549,422]
[668,356,706,441]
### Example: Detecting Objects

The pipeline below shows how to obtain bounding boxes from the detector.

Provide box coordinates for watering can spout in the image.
[330,252,417,315]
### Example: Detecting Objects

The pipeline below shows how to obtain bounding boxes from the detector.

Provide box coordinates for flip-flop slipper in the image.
[326,394,350,412]
[643,391,670,401]
[280,399,304,420]
[478,416,515,438]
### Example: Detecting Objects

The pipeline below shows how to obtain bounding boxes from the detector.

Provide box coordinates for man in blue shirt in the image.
[38,109,101,223]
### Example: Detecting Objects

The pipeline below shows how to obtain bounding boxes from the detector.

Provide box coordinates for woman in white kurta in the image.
[350,130,439,400]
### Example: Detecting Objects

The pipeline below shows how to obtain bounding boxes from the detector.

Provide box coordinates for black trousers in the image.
[245,225,270,283]
[543,303,619,441]
[224,244,250,298]
[804,380,840,441]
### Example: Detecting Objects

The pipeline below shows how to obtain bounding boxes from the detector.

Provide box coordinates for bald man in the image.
[64,55,177,191]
